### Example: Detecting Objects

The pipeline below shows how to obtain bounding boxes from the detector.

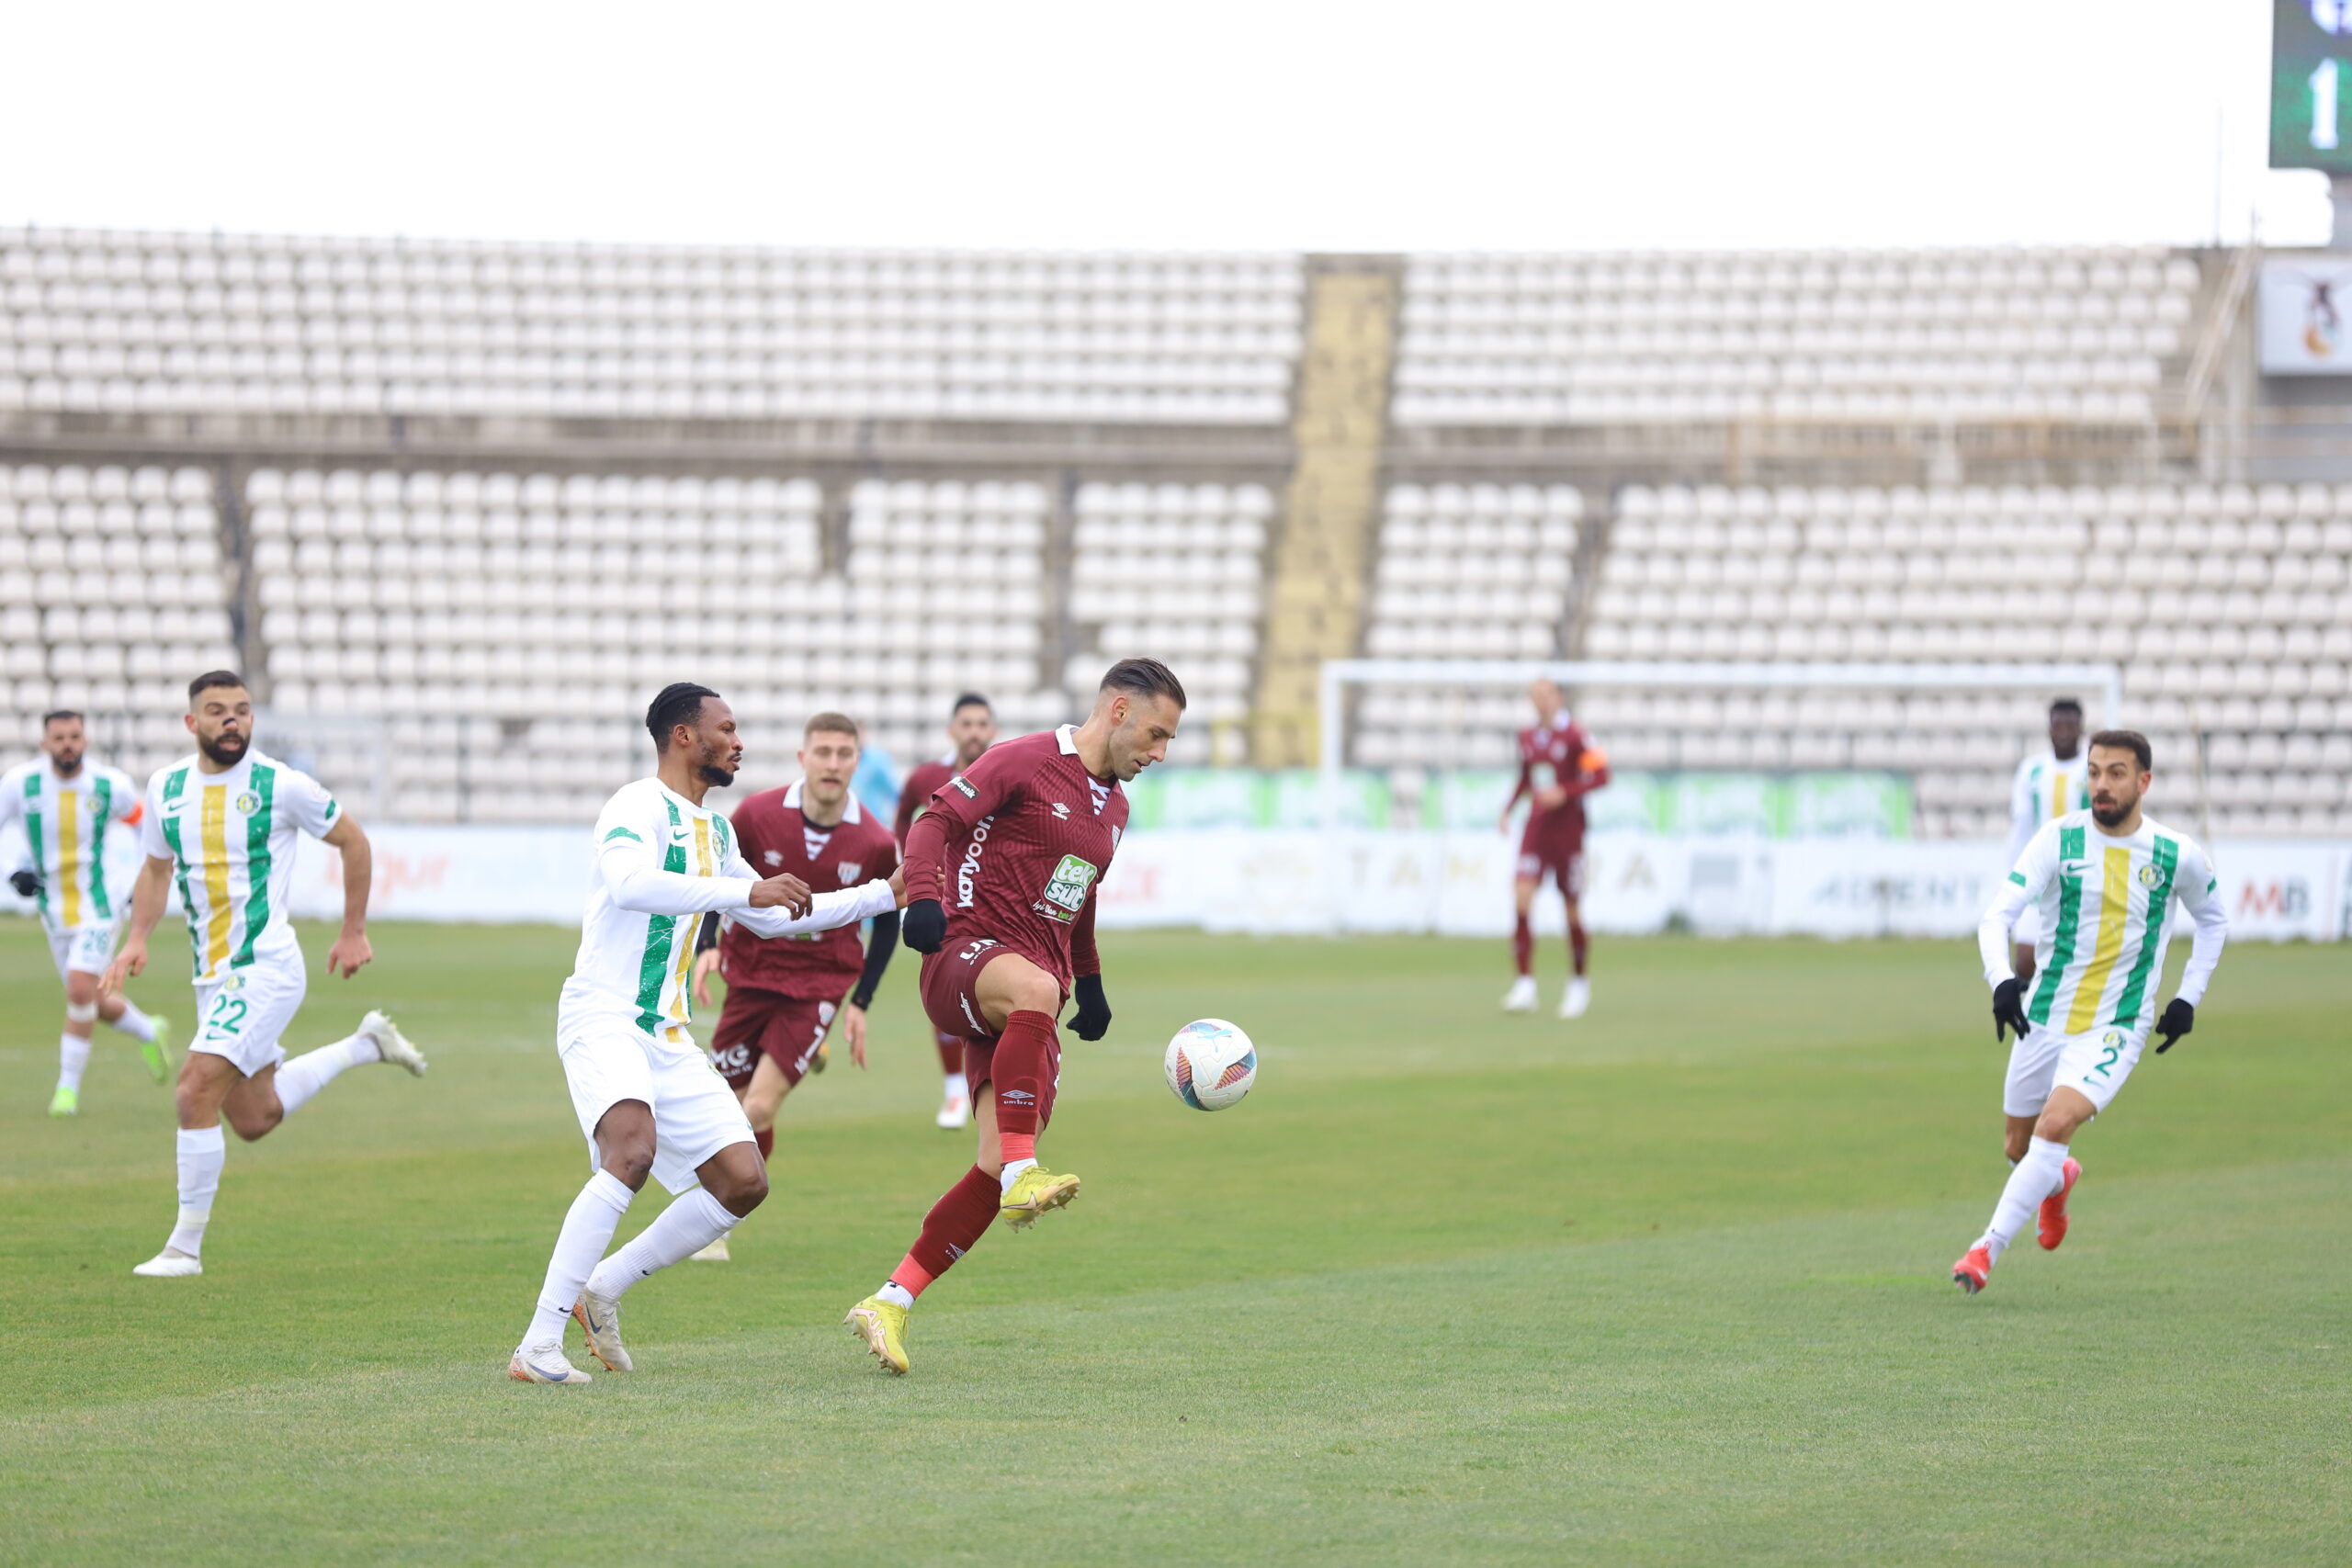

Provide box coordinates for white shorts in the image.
[189,955,309,1077]
[2002,1021,2147,1118]
[556,1005,753,1197]
[48,921,119,980]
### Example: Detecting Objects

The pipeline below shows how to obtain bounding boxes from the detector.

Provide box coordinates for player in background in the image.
[2004,698,2088,987]
[895,691,999,1129]
[1498,679,1610,1019]
[101,672,425,1280]
[1,711,170,1115]
[1954,729,2227,1295]
[682,712,902,1261]
[843,659,1181,1376]
[519,684,906,1386]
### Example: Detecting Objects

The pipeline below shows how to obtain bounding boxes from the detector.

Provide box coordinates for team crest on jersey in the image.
[2136,863,2161,887]
[234,790,261,816]
[837,862,862,884]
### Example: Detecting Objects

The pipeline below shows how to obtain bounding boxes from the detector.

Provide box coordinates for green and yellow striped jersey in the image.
[138,750,341,984]
[0,758,141,933]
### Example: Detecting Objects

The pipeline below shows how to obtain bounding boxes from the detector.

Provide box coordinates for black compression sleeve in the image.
[694,909,720,953]
[850,908,899,1010]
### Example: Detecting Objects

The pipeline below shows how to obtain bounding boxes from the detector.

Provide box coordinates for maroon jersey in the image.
[718,781,900,999]
[1510,717,1609,852]
[900,726,1123,992]
[895,753,959,845]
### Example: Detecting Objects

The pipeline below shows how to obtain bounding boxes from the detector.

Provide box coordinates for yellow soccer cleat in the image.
[47,1085,78,1118]
[140,1015,174,1085]
[999,1164,1080,1229]
[844,1295,910,1375]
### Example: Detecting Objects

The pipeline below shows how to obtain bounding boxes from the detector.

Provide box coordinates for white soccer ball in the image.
[1164,1018,1257,1111]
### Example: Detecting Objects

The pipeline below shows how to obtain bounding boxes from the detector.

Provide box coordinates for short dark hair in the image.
[188,671,247,705]
[803,711,861,741]
[2050,697,2084,716]
[2088,728,2152,771]
[646,682,720,752]
[1098,657,1187,712]
[951,692,992,716]
[41,709,82,729]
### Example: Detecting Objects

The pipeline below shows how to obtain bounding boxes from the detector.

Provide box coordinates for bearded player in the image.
[895,691,999,1129]
[682,712,901,1261]
[844,659,1183,1376]
[1498,679,1610,1019]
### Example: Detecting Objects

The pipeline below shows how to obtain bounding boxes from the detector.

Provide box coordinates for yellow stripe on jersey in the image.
[200,784,235,974]
[57,790,82,928]
[2064,846,2134,1033]
[662,816,718,1032]
[2050,770,2065,822]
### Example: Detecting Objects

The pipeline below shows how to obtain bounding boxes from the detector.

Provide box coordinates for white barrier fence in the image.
[6,825,2343,942]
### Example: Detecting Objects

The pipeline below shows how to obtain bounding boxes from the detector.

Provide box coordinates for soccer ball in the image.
[1164,1019,1257,1111]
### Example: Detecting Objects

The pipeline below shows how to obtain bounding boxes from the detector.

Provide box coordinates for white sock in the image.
[273,1032,381,1118]
[168,1125,226,1257]
[520,1169,634,1350]
[1000,1156,1037,1192]
[876,1281,915,1310]
[585,1188,738,1300]
[109,1000,156,1043]
[57,1033,91,1093]
[1978,1135,2069,1265]
[944,1074,965,1100]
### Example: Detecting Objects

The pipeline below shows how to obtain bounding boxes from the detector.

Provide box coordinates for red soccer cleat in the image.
[2037,1157,2082,1251]
[1951,1246,1992,1294]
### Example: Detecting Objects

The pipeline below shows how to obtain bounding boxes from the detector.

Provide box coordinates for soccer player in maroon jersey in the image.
[844,659,1183,1375]
[893,691,999,1129]
[684,716,900,1259]
[1498,678,1610,1019]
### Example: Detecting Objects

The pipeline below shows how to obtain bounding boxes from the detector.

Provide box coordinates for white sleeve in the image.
[2002,760,2036,871]
[110,770,142,823]
[728,877,899,940]
[282,767,343,838]
[137,776,173,862]
[593,795,757,918]
[1979,821,2058,987]
[0,772,21,837]
[2170,842,2229,1007]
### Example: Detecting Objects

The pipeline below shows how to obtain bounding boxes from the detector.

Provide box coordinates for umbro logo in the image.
[763,850,783,867]
[1000,1089,1035,1104]
[1052,801,1070,821]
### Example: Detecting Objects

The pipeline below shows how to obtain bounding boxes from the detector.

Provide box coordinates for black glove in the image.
[7,869,40,899]
[2154,998,2195,1054]
[902,898,946,954]
[1991,977,2030,1043]
[1069,975,1112,1042]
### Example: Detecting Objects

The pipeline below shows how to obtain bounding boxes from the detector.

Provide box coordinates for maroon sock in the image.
[1569,921,1589,977]
[991,1009,1057,1144]
[935,1032,966,1078]
[1512,915,1533,976]
[755,1126,774,1161]
[887,1165,1000,1298]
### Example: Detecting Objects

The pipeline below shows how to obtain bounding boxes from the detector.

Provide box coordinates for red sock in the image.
[754,1126,774,1160]
[991,1010,1057,1146]
[887,1165,999,1299]
[1511,914,1533,976]
[935,1032,965,1078]
[1569,921,1589,976]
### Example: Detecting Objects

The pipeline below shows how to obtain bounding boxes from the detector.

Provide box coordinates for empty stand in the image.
[0,230,1302,424]
[1393,249,2199,425]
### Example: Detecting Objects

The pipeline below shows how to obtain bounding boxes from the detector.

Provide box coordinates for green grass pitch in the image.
[0,918,2346,1566]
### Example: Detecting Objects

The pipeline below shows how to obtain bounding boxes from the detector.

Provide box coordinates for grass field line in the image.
[7,1150,2342,1449]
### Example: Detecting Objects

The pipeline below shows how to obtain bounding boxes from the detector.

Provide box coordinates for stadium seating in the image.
[1393,249,2199,425]
[0,462,238,779]
[0,229,1302,424]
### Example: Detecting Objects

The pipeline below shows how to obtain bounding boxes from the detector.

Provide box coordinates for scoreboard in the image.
[2274,1,2352,170]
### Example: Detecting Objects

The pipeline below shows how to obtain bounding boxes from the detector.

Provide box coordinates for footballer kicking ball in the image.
[1164,1019,1257,1111]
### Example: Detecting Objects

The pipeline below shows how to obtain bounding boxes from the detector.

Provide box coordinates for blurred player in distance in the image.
[516,684,906,1385]
[684,712,902,1260]
[895,691,999,1128]
[1498,679,1610,1019]
[103,672,424,1280]
[1955,730,2227,1296]
[844,659,1180,1376]
[2005,698,2088,988]
[1,711,170,1115]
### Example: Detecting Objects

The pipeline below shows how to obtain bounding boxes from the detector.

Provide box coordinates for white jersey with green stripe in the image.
[1979,811,2228,1039]
[560,777,899,1049]
[0,758,141,935]
[137,750,342,986]
[2004,750,2091,871]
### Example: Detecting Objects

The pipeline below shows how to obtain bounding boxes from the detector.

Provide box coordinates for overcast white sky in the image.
[2,1,2328,253]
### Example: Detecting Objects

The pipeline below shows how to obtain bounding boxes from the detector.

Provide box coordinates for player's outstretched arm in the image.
[1978,823,2057,1003]
[99,854,175,998]
[2158,851,2230,1053]
[320,814,373,978]
[731,877,897,940]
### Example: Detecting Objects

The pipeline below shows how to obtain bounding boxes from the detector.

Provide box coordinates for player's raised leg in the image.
[514,1101,649,1384]
[575,1135,767,1374]
[1953,1089,2093,1292]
